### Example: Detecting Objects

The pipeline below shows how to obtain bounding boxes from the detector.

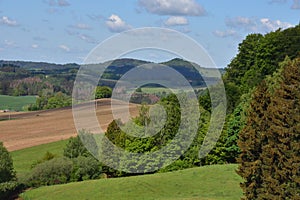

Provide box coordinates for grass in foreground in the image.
[0,95,36,111]
[21,164,242,200]
[11,140,68,176]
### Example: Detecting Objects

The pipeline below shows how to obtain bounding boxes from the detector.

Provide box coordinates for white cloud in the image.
[59,44,70,52]
[213,30,237,38]
[31,44,39,49]
[225,16,294,33]
[260,18,293,31]
[106,14,132,33]
[164,16,188,26]
[0,16,18,26]
[138,0,206,16]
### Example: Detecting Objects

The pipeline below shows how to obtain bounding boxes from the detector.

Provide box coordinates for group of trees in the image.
[27,86,112,111]
[0,136,103,199]
[1,24,299,199]
[0,63,76,97]
[237,58,300,199]
[218,24,300,199]
[224,25,300,112]
[95,86,112,99]
[211,25,300,165]
[100,93,213,176]
[28,90,72,111]
[94,24,300,198]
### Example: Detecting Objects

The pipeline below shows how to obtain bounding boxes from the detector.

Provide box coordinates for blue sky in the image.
[0,0,299,67]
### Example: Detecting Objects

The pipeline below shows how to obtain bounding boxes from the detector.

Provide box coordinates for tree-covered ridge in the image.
[224,24,300,112]
[0,58,223,98]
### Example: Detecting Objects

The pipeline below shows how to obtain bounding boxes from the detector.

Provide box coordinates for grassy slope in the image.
[0,95,36,111]
[21,164,242,200]
[11,140,68,176]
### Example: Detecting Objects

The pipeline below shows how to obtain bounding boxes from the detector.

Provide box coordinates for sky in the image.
[0,0,299,67]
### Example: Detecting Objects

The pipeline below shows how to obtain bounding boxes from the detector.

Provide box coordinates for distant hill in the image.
[0,60,79,71]
[0,58,224,96]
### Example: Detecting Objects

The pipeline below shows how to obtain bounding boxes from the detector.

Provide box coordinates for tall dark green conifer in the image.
[260,58,300,199]
[237,81,271,199]
[237,57,300,199]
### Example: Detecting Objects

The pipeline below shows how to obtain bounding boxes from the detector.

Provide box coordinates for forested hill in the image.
[0,58,223,96]
[0,60,79,71]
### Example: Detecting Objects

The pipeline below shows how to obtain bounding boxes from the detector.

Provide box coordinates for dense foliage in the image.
[95,86,112,99]
[0,142,16,183]
[237,57,300,199]
[0,58,216,98]
[224,25,300,112]
[28,91,71,111]
[0,142,19,199]
[100,94,214,176]
[0,63,77,96]
[2,24,300,199]
[23,136,102,187]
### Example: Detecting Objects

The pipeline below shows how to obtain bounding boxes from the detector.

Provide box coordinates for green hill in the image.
[20,164,242,200]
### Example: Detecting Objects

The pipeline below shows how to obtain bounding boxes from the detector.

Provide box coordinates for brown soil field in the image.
[0,99,139,151]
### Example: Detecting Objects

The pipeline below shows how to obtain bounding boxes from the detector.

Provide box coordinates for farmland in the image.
[0,98,139,151]
[0,95,36,111]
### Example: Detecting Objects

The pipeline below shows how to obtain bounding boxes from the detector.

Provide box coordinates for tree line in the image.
[1,24,299,199]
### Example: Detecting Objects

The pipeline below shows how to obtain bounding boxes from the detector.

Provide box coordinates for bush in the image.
[24,157,73,187]
[63,136,90,159]
[0,142,16,183]
[95,86,112,99]
[0,181,20,199]
[0,142,18,199]
[24,155,103,187]
[71,156,102,181]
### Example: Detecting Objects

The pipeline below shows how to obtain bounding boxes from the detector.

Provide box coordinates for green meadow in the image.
[11,140,68,176]
[20,164,242,200]
[0,95,36,111]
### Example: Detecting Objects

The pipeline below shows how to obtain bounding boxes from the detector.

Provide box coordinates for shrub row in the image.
[22,156,102,187]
